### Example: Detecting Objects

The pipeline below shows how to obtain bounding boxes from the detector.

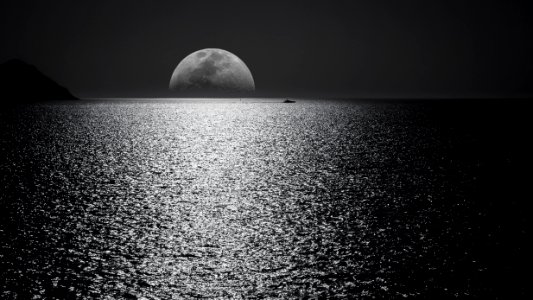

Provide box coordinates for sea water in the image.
[0,99,528,298]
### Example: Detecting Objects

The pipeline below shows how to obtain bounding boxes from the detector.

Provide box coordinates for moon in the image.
[169,48,255,93]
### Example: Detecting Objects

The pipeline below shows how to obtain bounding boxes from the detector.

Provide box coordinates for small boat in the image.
[283,99,296,103]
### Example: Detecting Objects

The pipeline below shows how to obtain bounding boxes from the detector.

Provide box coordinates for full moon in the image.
[169,48,255,93]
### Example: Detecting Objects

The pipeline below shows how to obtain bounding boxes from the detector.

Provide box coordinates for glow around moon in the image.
[169,48,255,93]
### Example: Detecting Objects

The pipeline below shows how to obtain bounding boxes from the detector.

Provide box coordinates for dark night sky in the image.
[1,0,532,98]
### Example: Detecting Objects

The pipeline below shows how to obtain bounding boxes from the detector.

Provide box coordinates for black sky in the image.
[1,0,532,98]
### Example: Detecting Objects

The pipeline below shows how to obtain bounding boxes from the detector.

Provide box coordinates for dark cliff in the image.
[0,59,77,102]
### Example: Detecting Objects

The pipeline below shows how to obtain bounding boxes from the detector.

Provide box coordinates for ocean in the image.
[0,99,529,299]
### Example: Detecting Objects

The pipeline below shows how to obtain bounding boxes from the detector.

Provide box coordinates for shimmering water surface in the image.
[0,100,528,299]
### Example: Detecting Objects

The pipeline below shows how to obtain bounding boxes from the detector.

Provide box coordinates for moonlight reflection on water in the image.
[0,100,528,298]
